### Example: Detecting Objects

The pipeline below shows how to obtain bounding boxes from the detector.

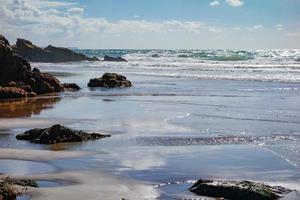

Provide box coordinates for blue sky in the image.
[1,0,300,49]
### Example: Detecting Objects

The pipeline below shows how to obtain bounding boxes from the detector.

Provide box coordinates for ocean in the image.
[0,49,300,199]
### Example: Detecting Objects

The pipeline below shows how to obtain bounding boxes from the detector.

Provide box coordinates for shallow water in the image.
[0,49,300,199]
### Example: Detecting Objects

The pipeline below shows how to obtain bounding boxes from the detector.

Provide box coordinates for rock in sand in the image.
[16,124,110,144]
[189,179,292,200]
[88,73,132,88]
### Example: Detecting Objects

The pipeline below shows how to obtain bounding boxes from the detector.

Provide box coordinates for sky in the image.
[0,0,300,49]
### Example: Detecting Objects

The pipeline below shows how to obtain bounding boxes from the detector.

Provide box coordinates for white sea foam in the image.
[33,49,300,83]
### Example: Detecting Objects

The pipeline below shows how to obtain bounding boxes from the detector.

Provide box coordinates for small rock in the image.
[88,73,132,88]
[16,124,110,144]
[62,83,81,91]
[189,179,292,200]
[104,55,127,62]
[32,68,40,73]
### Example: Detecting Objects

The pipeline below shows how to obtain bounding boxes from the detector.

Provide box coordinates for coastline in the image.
[1,46,300,199]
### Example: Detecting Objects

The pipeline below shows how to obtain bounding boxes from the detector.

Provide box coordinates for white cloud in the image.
[210,1,220,7]
[276,24,283,31]
[67,7,84,15]
[226,0,244,7]
[246,25,264,32]
[0,0,205,37]
[0,0,290,49]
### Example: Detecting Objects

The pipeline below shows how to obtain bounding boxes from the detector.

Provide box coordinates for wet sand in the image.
[0,61,300,199]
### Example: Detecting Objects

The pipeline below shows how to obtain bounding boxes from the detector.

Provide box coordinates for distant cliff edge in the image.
[12,38,99,63]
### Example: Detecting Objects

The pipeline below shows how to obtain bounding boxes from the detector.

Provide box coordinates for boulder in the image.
[88,73,132,88]
[189,179,292,200]
[104,55,127,62]
[0,87,36,100]
[16,124,110,144]
[13,39,99,63]
[24,70,63,94]
[62,83,81,91]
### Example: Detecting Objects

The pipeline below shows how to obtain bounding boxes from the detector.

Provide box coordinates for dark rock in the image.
[13,39,99,63]
[32,67,40,73]
[189,179,292,200]
[62,83,81,91]
[24,70,63,94]
[16,124,110,144]
[0,35,71,99]
[88,73,132,88]
[0,35,30,83]
[104,55,127,62]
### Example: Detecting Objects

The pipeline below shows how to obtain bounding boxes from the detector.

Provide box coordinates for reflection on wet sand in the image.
[0,96,61,118]
[0,148,159,200]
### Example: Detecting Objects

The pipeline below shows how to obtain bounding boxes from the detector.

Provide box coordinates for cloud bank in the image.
[0,0,293,49]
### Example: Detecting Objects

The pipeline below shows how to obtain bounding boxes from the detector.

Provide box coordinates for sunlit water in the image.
[0,49,300,199]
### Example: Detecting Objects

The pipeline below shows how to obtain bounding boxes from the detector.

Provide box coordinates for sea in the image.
[0,49,300,199]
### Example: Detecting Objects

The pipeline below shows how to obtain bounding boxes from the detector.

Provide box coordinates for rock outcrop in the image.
[0,34,80,99]
[0,35,31,84]
[189,179,292,200]
[88,73,132,88]
[104,55,127,62]
[13,38,99,63]
[16,124,110,144]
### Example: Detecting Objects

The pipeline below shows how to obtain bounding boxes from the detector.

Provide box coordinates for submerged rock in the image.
[88,73,132,88]
[104,55,127,62]
[16,124,110,144]
[189,179,292,200]
[13,38,99,63]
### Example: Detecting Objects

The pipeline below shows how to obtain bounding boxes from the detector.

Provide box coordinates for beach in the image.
[0,49,300,199]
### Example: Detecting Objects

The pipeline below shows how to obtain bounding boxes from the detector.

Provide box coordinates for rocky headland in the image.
[0,35,79,100]
[13,38,99,63]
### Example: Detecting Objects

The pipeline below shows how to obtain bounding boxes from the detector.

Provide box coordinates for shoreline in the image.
[1,39,299,199]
